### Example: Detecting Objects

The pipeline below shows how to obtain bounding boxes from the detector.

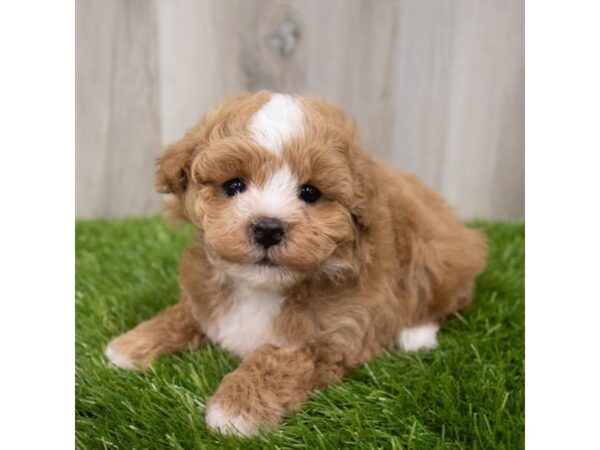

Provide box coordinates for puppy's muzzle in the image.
[252,217,284,249]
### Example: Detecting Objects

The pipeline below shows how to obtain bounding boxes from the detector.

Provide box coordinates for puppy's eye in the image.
[223,178,247,197]
[299,184,321,203]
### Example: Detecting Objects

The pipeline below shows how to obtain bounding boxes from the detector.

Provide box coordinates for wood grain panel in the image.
[76,0,524,219]
[76,0,114,218]
[76,0,161,218]
[436,0,524,219]
[301,0,400,161]
[157,0,308,145]
[157,0,241,145]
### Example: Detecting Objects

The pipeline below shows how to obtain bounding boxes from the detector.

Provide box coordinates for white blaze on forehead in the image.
[234,165,299,219]
[248,93,304,153]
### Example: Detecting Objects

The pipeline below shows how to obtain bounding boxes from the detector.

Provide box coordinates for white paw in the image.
[205,401,256,436]
[398,323,439,352]
[104,343,138,370]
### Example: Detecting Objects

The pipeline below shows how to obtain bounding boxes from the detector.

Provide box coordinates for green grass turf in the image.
[76,218,524,449]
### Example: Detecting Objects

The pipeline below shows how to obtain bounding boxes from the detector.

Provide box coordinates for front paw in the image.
[205,388,281,436]
[104,332,157,370]
[205,399,259,436]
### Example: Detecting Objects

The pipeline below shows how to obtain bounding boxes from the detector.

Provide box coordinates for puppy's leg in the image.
[205,343,345,436]
[105,302,205,370]
[396,282,474,352]
[397,322,439,352]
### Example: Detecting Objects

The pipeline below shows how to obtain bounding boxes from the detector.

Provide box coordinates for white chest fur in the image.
[204,284,284,358]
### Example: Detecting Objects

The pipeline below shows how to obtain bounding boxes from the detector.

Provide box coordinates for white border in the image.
[527,0,600,448]
[0,1,74,449]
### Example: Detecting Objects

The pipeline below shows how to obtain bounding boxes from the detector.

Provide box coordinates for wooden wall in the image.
[76,0,524,219]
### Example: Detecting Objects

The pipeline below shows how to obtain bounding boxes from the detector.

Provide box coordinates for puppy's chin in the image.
[215,259,301,291]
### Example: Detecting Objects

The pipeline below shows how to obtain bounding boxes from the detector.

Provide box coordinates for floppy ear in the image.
[155,133,198,195]
[155,92,261,195]
[305,98,376,232]
[348,147,376,232]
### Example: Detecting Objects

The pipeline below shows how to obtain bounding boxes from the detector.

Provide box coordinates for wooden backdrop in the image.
[76,0,524,219]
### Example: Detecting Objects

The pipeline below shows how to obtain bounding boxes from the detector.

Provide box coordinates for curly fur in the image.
[106,91,487,435]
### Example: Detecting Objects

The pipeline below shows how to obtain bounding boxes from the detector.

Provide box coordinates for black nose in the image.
[252,217,285,249]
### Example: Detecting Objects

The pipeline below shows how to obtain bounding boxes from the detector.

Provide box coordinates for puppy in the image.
[105,91,487,436]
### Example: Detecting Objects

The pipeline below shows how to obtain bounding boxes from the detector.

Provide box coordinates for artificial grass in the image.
[76,218,524,449]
